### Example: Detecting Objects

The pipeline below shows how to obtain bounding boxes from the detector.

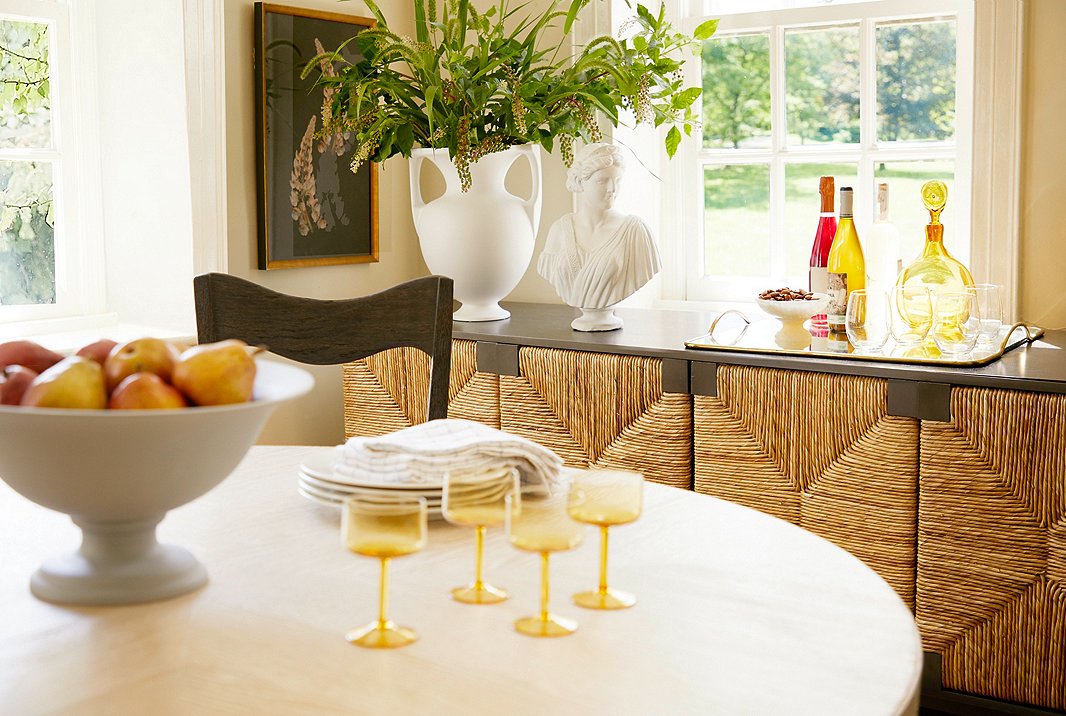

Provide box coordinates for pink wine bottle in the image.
[808,176,837,327]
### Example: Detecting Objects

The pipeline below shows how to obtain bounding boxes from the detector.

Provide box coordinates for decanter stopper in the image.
[922,180,947,225]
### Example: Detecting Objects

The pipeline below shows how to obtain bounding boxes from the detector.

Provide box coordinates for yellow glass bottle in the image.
[827,187,865,332]
[896,180,974,295]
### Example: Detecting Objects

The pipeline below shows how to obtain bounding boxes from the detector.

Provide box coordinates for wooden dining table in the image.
[0,446,922,715]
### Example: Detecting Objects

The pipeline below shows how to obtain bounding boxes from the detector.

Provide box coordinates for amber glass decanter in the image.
[896,180,974,294]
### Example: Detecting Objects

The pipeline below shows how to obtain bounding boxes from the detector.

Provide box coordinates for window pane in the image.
[0,20,51,149]
[874,160,955,265]
[704,164,770,276]
[0,161,55,305]
[877,20,956,142]
[702,34,771,149]
[785,26,860,145]
[784,163,858,280]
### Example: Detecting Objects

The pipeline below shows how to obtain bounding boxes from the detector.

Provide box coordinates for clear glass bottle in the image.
[865,182,901,296]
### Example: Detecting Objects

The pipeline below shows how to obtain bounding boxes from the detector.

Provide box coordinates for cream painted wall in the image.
[97,1,195,332]
[1019,0,1066,330]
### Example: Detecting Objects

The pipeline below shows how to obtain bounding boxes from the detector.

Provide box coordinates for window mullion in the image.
[858,16,877,229]
[770,22,786,281]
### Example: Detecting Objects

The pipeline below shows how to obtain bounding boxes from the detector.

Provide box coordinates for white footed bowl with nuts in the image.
[756,288,830,325]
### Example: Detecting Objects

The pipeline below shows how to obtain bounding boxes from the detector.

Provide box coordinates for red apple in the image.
[0,365,38,405]
[0,340,64,373]
[75,339,118,366]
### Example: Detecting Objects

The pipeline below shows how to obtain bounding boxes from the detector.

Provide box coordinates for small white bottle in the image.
[865,183,902,296]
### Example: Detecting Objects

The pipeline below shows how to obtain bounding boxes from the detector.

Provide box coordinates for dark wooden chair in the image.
[193,273,453,421]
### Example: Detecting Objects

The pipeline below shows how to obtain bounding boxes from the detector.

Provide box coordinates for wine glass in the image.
[932,288,982,356]
[342,494,427,648]
[972,283,1004,345]
[845,290,890,353]
[890,286,933,346]
[442,466,519,604]
[505,490,585,637]
[566,469,643,610]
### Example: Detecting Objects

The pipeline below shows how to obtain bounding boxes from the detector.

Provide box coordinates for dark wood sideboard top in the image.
[451,302,1066,395]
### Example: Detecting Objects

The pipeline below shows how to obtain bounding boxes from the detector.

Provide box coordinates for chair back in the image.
[193,273,453,421]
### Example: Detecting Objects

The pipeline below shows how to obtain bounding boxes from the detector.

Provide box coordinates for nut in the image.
[758,287,817,302]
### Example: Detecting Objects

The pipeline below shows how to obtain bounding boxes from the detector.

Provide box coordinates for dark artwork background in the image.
[257,7,375,268]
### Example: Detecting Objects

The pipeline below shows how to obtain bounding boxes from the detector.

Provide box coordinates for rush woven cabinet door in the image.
[343,339,500,436]
[693,365,920,609]
[918,386,1066,710]
[498,347,693,489]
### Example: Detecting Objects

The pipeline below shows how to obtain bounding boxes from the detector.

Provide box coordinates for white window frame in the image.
[680,0,973,305]
[602,0,1021,320]
[0,0,106,328]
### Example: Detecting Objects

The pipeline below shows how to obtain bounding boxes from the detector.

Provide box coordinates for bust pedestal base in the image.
[572,308,623,332]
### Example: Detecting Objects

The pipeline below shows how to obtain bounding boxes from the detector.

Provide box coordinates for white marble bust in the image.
[537,143,661,331]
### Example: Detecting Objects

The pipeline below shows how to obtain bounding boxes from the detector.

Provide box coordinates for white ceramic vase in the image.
[411,144,542,321]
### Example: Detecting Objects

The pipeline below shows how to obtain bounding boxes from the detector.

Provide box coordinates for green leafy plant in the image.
[306,0,717,190]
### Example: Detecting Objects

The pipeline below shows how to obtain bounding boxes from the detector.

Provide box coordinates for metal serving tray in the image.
[684,314,1044,367]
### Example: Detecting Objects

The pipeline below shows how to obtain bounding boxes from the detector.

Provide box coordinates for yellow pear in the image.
[104,338,179,393]
[109,373,188,410]
[172,339,257,406]
[21,356,108,409]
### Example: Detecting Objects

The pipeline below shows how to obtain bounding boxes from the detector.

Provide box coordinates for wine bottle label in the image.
[827,271,848,324]
[810,266,828,294]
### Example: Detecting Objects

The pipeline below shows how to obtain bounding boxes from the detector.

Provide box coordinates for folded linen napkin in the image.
[334,419,563,491]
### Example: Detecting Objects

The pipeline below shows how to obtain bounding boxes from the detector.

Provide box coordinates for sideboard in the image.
[342,301,1066,715]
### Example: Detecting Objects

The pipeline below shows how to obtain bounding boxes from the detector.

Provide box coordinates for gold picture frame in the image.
[254,3,378,269]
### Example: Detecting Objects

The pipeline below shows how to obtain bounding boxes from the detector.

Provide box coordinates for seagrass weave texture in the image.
[918,387,1066,710]
[693,365,918,608]
[343,339,499,438]
[499,347,692,489]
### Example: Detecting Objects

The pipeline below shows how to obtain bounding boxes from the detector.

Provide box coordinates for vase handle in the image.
[522,145,543,237]
[410,153,427,222]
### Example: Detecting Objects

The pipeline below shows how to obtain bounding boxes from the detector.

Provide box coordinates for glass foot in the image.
[345,621,418,648]
[573,588,636,610]
[514,613,578,638]
[451,582,509,604]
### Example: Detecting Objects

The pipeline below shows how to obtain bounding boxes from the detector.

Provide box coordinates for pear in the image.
[109,373,188,410]
[21,356,108,409]
[75,339,118,366]
[172,339,257,406]
[0,340,64,373]
[104,338,179,393]
[0,365,38,406]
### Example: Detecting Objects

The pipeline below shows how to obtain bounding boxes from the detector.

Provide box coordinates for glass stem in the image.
[474,525,485,590]
[539,551,551,623]
[377,556,390,630]
[598,525,610,595]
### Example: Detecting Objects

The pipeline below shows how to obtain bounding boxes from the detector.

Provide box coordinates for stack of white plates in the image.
[296,451,444,518]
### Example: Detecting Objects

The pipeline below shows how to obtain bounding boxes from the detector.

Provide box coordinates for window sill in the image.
[0,314,195,353]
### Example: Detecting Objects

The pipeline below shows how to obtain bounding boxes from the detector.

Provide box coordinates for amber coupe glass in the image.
[342,494,427,648]
[566,470,643,609]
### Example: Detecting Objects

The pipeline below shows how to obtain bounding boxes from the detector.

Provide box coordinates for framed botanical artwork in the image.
[253,3,378,269]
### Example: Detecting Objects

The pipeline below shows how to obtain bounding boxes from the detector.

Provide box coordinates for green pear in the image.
[109,373,188,410]
[21,356,108,409]
[172,339,257,406]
